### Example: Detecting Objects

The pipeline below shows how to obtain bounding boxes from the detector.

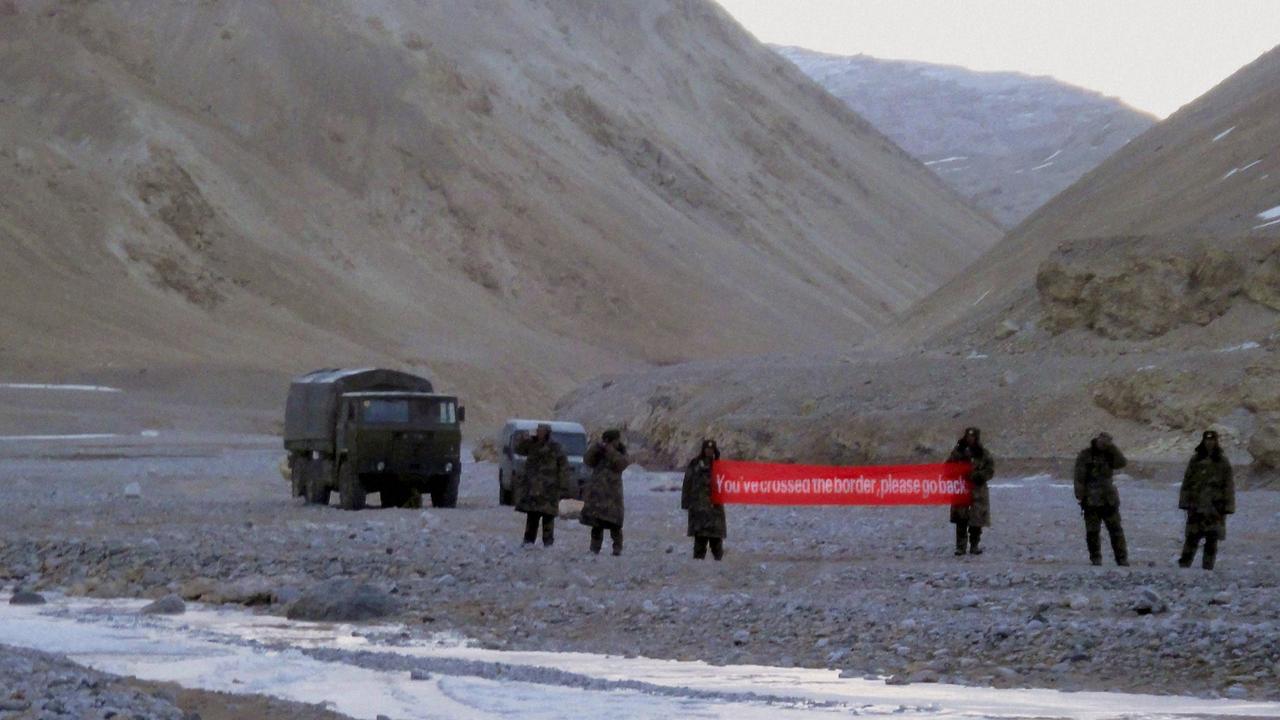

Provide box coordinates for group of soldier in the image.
[511,425,726,559]
[948,427,1236,569]
[511,423,1238,570]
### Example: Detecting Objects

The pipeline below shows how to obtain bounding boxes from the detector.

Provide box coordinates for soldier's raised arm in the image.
[971,452,994,485]
[606,443,630,473]
[583,441,604,469]
[1109,445,1127,470]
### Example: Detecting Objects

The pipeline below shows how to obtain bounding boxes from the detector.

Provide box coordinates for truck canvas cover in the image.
[284,368,435,447]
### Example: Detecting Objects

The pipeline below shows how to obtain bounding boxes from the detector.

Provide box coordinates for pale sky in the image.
[714,0,1280,118]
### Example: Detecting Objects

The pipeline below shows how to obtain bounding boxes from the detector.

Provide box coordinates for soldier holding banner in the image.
[948,427,994,556]
[682,439,727,561]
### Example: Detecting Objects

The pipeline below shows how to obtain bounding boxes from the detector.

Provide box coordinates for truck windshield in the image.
[513,432,587,456]
[359,398,457,425]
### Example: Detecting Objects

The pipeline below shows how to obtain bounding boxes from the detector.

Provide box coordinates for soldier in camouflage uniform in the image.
[1178,430,1235,570]
[1073,432,1129,566]
[515,424,568,547]
[581,429,629,556]
[681,439,726,561]
[948,427,994,556]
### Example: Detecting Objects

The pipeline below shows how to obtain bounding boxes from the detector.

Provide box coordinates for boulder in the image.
[1132,587,1167,615]
[140,594,186,615]
[8,590,46,605]
[1247,416,1280,469]
[123,482,143,499]
[286,579,401,622]
[471,437,499,463]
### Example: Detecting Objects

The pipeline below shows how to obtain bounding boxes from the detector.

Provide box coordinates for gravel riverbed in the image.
[1,434,1278,712]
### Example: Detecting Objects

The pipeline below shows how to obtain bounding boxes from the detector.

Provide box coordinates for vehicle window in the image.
[553,432,587,456]
[362,399,410,424]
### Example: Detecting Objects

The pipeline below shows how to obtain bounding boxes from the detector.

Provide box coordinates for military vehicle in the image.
[496,419,589,505]
[284,368,465,510]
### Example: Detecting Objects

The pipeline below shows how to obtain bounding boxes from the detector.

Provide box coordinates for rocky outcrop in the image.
[1090,369,1238,431]
[1247,415,1280,470]
[1036,237,1280,339]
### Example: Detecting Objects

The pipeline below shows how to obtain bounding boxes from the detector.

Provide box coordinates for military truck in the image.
[284,368,465,510]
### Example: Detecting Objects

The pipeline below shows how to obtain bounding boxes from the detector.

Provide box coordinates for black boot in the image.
[589,526,603,555]
[968,527,983,555]
[1110,527,1129,567]
[693,536,708,560]
[954,524,968,556]
[710,538,724,561]
[611,527,623,556]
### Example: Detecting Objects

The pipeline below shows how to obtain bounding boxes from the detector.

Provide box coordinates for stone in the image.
[732,629,751,645]
[286,579,401,622]
[410,670,432,681]
[124,482,143,498]
[1224,684,1249,699]
[9,590,46,605]
[1132,587,1167,615]
[1211,591,1234,606]
[958,594,981,608]
[1247,418,1280,470]
[140,594,186,615]
[558,499,584,520]
[1068,594,1089,611]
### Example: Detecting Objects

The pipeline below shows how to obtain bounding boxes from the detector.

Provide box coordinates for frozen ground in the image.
[1,432,1279,717]
[3,594,1279,720]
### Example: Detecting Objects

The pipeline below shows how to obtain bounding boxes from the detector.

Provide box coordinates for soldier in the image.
[681,439,727,560]
[514,424,568,548]
[1073,432,1129,566]
[1178,430,1235,570]
[948,427,994,556]
[581,429,629,556]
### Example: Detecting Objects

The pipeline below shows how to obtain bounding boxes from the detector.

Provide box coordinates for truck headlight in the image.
[445,462,454,473]
[377,461,386,472]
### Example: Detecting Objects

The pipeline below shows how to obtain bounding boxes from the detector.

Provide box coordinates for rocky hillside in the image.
[0,0,999,426]
[560,44,1280,477]
[775,47,1156,227]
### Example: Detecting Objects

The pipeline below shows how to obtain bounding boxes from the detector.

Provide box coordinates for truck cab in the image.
[496,419,589,505]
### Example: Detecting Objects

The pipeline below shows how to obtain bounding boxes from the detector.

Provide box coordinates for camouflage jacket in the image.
[1074,445,1127,508]
[514,437,568,516]
[948,445,994,527]
[1179,454,1235,518]
[581,441,628,527]
[681,457,727,539]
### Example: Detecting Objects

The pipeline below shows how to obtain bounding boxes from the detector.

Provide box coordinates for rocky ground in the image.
[1,432,1279,713]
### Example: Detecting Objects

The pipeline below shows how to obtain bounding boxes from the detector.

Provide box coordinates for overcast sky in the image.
[713,0,1279,118]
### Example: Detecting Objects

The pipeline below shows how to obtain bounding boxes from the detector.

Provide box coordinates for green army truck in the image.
[284,368,465,510]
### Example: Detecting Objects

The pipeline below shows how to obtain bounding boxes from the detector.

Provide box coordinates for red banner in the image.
[710,459,972,506]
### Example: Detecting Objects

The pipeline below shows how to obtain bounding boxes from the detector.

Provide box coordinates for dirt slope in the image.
[559,44,1280,473]
[0,0,998,425]
[775,46,1156,227]
[889,43,1280,349]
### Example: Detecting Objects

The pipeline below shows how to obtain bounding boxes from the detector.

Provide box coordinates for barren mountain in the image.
[560,44,1280,475]
[774,46,1156,227]
[0,0,999,427]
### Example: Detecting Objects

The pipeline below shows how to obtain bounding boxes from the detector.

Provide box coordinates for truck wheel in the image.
[498,470,513,506]
[431,474,460,508]
[304,460,331,505]
[289,455,306,498]
[337,461,365,511]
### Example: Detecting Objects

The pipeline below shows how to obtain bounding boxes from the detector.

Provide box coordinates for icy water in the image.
[2,594,1278,720]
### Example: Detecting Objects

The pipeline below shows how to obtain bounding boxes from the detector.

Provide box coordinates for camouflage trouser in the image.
[1179,514,1220,570]
[589,521,623,555]
[1083,505,1128,565]
[523,512,555,547]
[693,536,724,561]
[954,522,983,555]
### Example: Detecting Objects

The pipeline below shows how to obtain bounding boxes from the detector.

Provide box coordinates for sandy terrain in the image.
[1,432,1277,713]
